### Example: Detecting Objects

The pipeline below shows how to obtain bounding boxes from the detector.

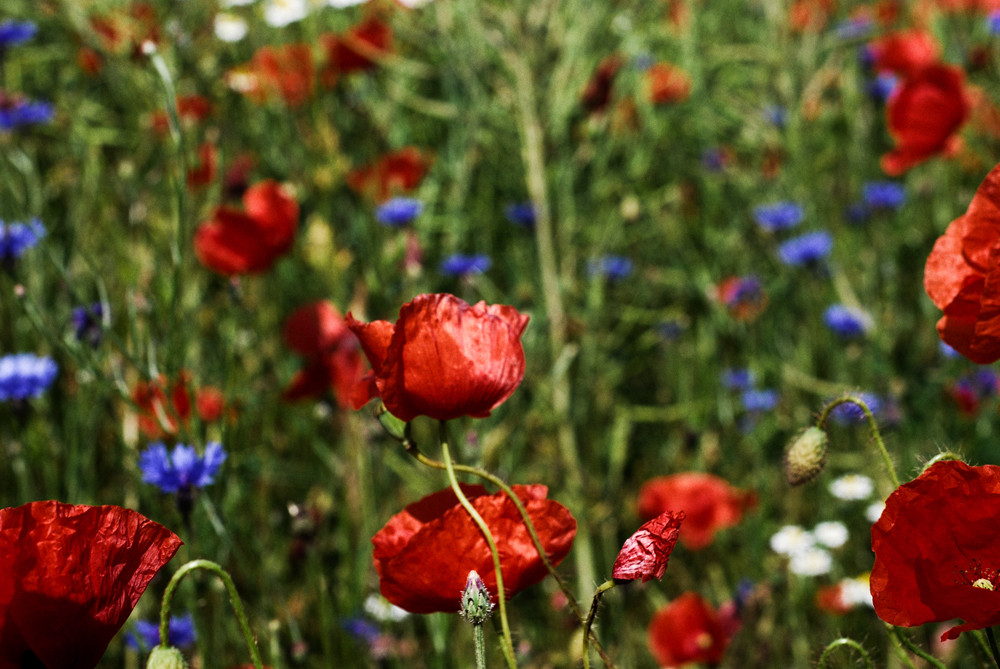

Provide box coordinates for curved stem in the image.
[889,627,944,669]
[581,580,616,669]
[817,395,900,488]
[817,638,873,669]
[439,424,517,669]
[159,559,263,669]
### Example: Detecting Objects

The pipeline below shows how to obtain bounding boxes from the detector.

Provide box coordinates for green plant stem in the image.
[987,628,1000,669]
[889,627,944,669]
[817,395,900,488]
[817,638,873,669]
[439,424,517,669]
[474,624,487,669]
[581,580,616,669]
[159,559,263,669]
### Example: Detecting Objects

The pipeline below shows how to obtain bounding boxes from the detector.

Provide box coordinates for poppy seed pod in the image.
[146,646,188,669]
[784,426,829,485]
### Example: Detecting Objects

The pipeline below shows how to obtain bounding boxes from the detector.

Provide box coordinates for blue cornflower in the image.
[764,105,787,128]
[587,255,633,281]
[835,17,873,40]
[753,202,803,232]
[721,368,755,391]
[0,354,58,401]
[439,253,491,277]
[71,302,105,347]
[375,197,423,227]
[829,393,881,424]
[504,202,536,228]
[127,614,197,651]
[741,388,779,412]
[823,304,872,338]
[777,231,833,266]
[0,218,45,260]
[862,181,906,210]
[0,96,53,131]
[342,617,381,644]
[0,20,37,49]
[988,10,1000,35]
[940,341,961,358]
[138,442,227,493]
[867,73,897,103]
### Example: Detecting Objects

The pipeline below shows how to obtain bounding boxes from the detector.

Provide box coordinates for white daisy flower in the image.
[788,547,833,576]
[215,13,249,42]
[865,500,886,524]
[813,521,848,549]
[769,525,815,556]
[264,0,310,27]
[829,473,874,501]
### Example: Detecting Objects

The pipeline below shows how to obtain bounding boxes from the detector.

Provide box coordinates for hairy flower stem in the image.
[987,628,1000,668]
[439,424,517,669]
[889,627,943,669]
[581,580,616,669]
[474,624,487,669]
[817,395,900,488]
[817,638,873,669]
[159,559,263,669]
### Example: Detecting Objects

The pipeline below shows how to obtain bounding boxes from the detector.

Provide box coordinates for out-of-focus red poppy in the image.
[866,30,940,77]
[88,2,160,60]
[924,162,1000,363]
[194,179,299,275]
[714,275,768,322]
[150,95,213,134]
[581,54,624,114]
[347,147,430,202]
[223,153,257,201]
[320,16,392,87]
[967,86,1000,139]
[0,501,182,669]
[871,460,1000,640]
[187,142,217,190]
[815,583,852,616]
[283,301,371,409]
[638,473,756,550]
[645,63,691,105]
[226,44,315,108]
[925,0,1000,11]
[612,511,685,583]
[881,63,970,176]
[346,293,529,421]
[372,483,576,614]
[647,592,730,667]
[77,47,103,76]
[132,372,227,439]
[788,0,835,32]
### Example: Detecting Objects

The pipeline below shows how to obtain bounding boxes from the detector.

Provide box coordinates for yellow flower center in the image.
[973,578,995,591]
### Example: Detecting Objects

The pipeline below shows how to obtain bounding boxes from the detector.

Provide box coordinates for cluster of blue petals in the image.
[138,442,227,493]
[0,97,53,131]
[0,20,37,49]
[0,219,45,260]
[823,304,872,338]
[587,255,634,281]
[504,202,537,228]
[0,354,57,401]
[777,230,833,266]
[753,202,803,232]
[440,253,491,277]
[127,614,197,651]
[375,197,423,227]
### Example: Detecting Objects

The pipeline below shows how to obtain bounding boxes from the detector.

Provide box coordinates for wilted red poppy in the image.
[226,44,315,108]
[612,510,685,583]
[866,30,940,78]
[881,64,970,176]
[871,460,1000,640]
[132,371,227,438]
[924,161,1000,363]
[0,501,182,669]
[347,147,430,202]
[638,473,756,550]
[647,592,730,667]
[283,301,371,409]
[194,179,299,275]
[581,54,624,114]
[372,484,576,613]
[320,16,392,87]
[346,293,529,421]
[645,63,691,106]
[150,94,213,134]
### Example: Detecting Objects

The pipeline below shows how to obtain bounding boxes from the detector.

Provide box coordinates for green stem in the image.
[889,627,944,669]
[581,580,616,669]
[474,624,487,669]
[817,638,873,669]
[439,424,517,669]
[159,559,263,669]
[987,628,1000,669]
[817,395,900,488]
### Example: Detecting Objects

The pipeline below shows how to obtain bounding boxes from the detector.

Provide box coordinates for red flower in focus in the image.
[320,16,392,87]
[871,460,1000,640]
[924,162,1000,363]
[581,54,624,114]
[372,484,576,613]
[187,142,217,190]
[866,30,940,77]
[347,293,529,421]
[647,592,730,667]
[132,372,227,439]
[881,64,970,176]
[638,473,756,550]
[194,179,299,275]
[347,147,431,202]
[227,44,315,108]
[150,94,213,134]
[0,501,182,669]
[283,301,371,409]
[612,511,685,583]
[645,63,691,105]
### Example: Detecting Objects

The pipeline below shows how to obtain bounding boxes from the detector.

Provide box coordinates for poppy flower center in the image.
[974,578,995,591]
[956,559,999,591]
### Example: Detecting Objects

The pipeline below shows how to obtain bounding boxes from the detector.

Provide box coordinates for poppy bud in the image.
[146,646,188,669]
[459,570,494,625]
[784,426,828,486]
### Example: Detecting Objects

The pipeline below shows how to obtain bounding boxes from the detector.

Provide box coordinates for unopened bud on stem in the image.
[459,570,494,625]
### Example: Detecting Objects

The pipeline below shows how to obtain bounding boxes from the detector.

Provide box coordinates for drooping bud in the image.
[784,426,828,486]
[146,646,188,669]
[459,570,494,625]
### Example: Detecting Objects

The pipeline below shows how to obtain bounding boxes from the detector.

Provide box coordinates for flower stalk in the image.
[817,638,873,669]
[817,394,900,488]
[582,580,616,669]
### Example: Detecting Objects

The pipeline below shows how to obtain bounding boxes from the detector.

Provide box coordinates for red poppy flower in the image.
[371,483,576,614]
[347,147,430,202]
[320,16,392,87]
[866,30,940,77]
[282,301,371,409]
[645,63,691,106]
[638,473,756,550]
[89,2,160,60]
[647,592,730,667]
[226,44,315,108]
[870,460,1000,640]
[132,372,227,438]
[924,161,1000,363]
[194,179,299,275]
[187,142,217,190]
[612,511,685,583]
[788,0,835,32]
[881,64,970,176]
[581,54,624,114]
[150,95,213,134]
[0,501,182,669]
[346,293,529,421]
